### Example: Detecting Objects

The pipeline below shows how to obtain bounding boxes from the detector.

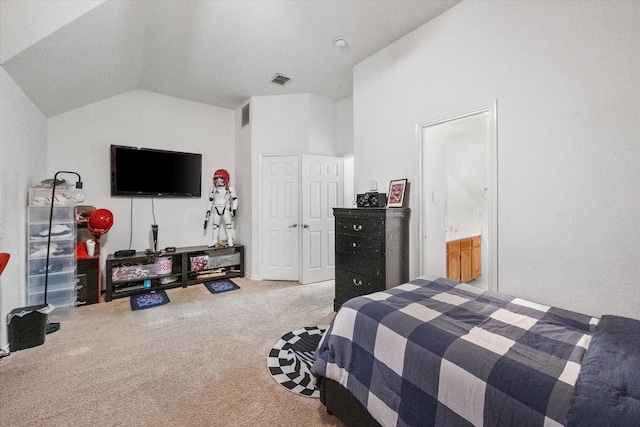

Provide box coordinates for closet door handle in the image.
[303,224,310,229]
[288,223,298,228]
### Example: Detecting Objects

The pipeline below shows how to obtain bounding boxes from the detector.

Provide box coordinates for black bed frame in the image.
[318,376,382,427]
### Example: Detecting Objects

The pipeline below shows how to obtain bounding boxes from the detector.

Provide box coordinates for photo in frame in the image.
[387,179,408,208]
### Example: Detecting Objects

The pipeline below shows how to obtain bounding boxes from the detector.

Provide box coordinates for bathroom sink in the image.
[445,229,481,242]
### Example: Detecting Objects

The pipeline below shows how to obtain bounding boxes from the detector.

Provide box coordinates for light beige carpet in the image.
[0,278,344,426]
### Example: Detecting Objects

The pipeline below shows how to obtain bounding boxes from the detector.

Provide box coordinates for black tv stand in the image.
[104,245,244,301]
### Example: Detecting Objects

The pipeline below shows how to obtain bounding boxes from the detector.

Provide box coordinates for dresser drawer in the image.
[335,217,385,237]
[336,252,384,278]
[335,234,383,259]
[335,268,385,304]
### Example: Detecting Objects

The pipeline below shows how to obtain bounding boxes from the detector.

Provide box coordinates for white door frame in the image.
[417,102,498,291]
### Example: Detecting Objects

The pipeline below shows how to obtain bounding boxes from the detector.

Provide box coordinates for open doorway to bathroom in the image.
[419,103,497,291]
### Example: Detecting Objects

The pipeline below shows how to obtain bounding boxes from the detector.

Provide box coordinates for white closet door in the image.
[300,155,342,285]
[261,156,299,281]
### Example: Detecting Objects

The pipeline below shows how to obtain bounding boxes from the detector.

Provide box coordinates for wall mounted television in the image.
[111,145,202,197]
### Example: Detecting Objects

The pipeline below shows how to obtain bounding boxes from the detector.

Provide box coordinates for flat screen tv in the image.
[111,145,202,197]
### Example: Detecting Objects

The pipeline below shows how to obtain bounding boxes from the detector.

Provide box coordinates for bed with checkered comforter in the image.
[312,277,607,427]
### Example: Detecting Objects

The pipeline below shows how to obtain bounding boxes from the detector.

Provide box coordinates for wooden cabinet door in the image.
[470,236,481,280]
[471,248,481,280]
[459,238,472,282]
[460,248,472,282]
[447,252,460,281]
[446,241,460,281]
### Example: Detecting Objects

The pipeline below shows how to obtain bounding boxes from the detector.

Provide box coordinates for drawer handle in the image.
[352,278,362,286]
[352,224,363,231]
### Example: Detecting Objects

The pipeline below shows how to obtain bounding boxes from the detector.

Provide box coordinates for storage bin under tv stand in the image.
[104,245,244,301]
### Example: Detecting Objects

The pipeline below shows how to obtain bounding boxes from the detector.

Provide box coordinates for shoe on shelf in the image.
[29,243,59,258]
[30,263,63,275]
[31,224,71,239]
[31,193,73,206]
[53,246,72,256]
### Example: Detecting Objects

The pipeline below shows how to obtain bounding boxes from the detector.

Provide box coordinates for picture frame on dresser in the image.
[387,178,407,207]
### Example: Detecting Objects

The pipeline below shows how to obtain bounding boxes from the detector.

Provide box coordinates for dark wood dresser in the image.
[333,208,410,311]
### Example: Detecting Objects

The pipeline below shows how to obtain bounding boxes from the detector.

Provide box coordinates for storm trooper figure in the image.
[204,169,238,247]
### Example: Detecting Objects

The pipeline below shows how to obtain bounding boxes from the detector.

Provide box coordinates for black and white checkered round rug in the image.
[267,326,327,398]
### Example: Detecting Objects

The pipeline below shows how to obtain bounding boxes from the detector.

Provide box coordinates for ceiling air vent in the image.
[241,103,250,127]
[271,74,292,86]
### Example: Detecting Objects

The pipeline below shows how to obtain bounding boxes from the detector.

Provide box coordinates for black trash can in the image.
[7,304,48,351]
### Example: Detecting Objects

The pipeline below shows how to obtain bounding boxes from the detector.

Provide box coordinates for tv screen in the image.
[111,145,202,197]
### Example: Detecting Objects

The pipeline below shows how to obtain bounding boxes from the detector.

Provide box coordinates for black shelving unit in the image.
[104,245,244,301]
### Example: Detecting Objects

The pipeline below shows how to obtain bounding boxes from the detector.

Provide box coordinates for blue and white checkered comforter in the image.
[312,277,598,427]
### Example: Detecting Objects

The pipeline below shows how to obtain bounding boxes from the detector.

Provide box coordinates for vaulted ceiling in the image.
[2,0,461,117]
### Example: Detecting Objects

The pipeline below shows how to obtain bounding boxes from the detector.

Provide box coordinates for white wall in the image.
[0,68,48,349]
[309,95,338,156]
[354,0,640,319]
[336,96,354,156]
[234,102,252,276]
[251,94,313,155]
[47,90,235,258]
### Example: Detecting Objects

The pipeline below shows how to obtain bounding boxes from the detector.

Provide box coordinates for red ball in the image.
[88,208,113,236]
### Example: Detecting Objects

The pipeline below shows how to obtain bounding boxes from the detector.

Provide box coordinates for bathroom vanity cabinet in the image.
[447,235,481,283]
